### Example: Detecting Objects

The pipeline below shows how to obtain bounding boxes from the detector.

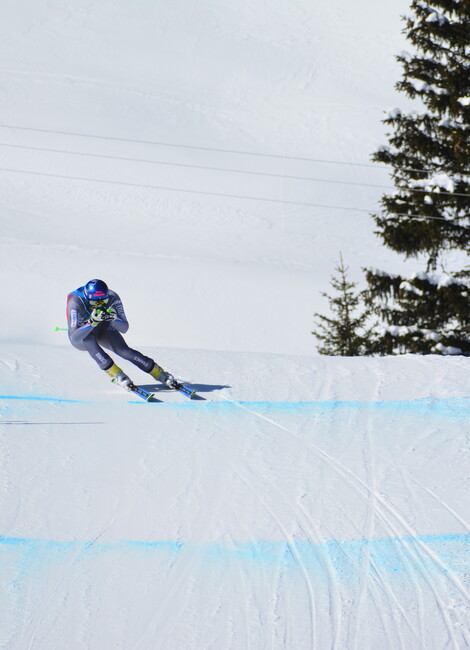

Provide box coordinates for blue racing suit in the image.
[66,286,155,373]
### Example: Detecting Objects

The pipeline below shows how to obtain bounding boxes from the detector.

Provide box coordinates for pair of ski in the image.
[114,378,197,402]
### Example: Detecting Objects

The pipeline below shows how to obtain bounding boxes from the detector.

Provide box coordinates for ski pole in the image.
[54,326,68,332]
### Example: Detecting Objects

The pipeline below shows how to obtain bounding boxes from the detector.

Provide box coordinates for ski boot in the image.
[105,362,132,387]
[149,363,177,388]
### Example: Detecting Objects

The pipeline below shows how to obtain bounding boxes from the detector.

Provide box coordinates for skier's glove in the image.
[90,306,117,327]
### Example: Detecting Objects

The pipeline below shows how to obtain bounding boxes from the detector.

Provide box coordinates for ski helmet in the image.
[84,279,109,301]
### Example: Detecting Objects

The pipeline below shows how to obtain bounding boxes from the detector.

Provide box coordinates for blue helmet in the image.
[84,279,109,301]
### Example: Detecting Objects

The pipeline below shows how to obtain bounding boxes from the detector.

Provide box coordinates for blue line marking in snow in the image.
[0,533,467,579]
[0,395,89,404]
[1,394,469,416]
[147,396,470,417]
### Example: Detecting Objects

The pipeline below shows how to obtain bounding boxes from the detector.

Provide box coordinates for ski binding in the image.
[172,381,197,399]
[113,379,158,402]
[130,384,158,402]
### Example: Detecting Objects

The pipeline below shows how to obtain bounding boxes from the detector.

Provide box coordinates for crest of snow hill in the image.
[313,0,470,356]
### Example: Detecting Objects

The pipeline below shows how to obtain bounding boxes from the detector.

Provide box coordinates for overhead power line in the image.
[0,142,391,189]
[1,141,469,199]
[2,122,462,175]
[0,123,383,168]
[0,165,467,225]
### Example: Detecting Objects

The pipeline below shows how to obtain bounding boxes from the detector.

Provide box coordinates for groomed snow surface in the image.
[1,347,469,649]
[1,1,469,648]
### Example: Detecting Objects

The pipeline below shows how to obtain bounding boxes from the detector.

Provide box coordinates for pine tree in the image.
[366,0,470,355]
[313,256,375,356]
[364,268,470,354]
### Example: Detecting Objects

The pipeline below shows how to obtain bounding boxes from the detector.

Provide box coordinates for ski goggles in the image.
[89,297,109,307]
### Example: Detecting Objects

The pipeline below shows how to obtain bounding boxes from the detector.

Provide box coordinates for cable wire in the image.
[0,165,468,224]
[0,123,385,167]
[2,141,470,199]
[3,122,467,176]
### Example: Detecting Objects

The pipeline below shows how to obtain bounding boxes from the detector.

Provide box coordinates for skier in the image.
[67,279,176,388]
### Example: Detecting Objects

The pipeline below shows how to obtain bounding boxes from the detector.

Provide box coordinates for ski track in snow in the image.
[273,407,466,646]
[213,396,469,649]
[1,389,468,649]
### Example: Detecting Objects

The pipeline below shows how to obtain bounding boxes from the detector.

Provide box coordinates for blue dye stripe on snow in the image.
[0,533,467,579]
[137,396,470,417]
[1,394,469,415]
[0,395,89,404]
[219,397,469,412]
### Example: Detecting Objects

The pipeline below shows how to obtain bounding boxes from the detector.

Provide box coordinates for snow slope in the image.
[1,345,469,649]
[0,1,469,649]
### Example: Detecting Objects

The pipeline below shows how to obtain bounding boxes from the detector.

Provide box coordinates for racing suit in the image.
[66,286,154,373]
